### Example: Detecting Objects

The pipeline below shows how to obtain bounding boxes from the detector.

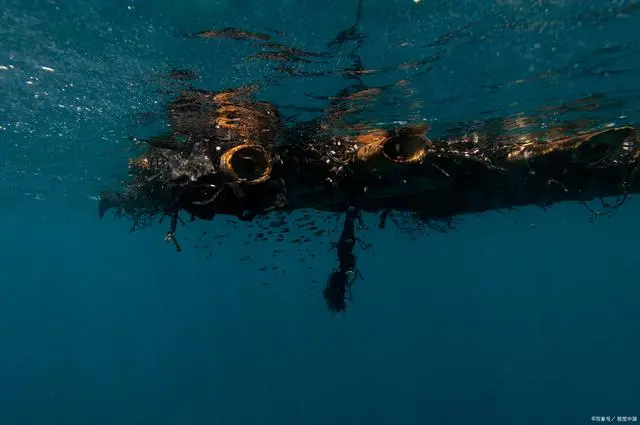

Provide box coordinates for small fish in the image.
[249,51,316,64]
[187,27,271,42]
[167,68,199,81]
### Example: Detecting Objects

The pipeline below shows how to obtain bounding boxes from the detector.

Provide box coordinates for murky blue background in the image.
[1,0,639,423]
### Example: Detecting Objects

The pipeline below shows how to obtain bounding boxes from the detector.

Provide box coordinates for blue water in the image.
[2,0,640,424]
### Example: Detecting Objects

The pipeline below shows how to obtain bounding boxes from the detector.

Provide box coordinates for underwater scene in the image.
[2,0,640,423]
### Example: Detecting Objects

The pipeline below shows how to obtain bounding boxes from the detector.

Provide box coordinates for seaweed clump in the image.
[99,86,288,249]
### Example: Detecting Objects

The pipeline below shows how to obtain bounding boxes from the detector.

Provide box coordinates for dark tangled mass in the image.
[100,2,640,312]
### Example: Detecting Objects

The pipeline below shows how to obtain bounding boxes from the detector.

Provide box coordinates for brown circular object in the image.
[219,144,273,185]
[382,132,429,163]
[356,131,429,165]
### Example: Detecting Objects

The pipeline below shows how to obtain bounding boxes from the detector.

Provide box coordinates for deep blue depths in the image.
[1,0,640,424]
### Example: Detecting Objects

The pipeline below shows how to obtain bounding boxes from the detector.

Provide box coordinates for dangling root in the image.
[159,211,183,252]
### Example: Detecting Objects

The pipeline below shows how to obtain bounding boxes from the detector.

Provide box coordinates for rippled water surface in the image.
[1,1,640,424]
[3,0,640,199]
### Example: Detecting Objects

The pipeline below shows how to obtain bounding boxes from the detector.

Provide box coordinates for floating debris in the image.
[98,0,640,313]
